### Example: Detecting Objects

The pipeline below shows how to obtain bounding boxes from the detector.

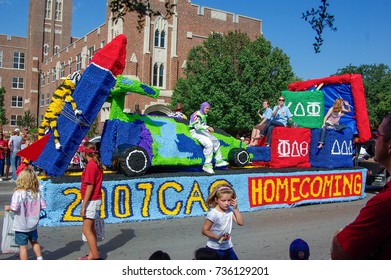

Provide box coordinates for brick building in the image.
[0,0,262,134]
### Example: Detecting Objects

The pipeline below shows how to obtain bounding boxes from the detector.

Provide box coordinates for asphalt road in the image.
[0,178,375,260]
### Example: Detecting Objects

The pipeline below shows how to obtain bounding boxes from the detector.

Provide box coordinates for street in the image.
[0,179,375,260]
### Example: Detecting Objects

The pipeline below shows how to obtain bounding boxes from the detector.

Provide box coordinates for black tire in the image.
[114,145,150,177]
[228,148,250,167]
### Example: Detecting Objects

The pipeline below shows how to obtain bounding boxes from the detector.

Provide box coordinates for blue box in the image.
[310,128,354,168]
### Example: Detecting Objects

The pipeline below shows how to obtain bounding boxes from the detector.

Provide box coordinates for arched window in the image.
[160,31,165,48]
[55,0,62,21]
[45,0,52,19]
[152,63,158,86]
[43,44,49,56]
[154,30,159,47]
[159,64,164,87]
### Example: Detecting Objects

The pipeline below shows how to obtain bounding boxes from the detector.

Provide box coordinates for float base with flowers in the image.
[39,166,367,226]
[38,70,372,226]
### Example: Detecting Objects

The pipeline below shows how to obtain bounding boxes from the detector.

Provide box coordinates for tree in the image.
[337,63,391,128]
[17,110,36,130]
[171,32,295,136]
[302,0,337,53]
[109,0,176,31]
[0,87,8,131]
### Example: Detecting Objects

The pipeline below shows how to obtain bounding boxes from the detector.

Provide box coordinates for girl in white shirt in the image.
[202,183,244,259]
[5,168,46,260]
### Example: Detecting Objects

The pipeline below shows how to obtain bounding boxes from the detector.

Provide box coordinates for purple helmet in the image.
[200,102,210,114]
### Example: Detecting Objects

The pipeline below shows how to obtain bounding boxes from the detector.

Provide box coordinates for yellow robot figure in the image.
[38,71,82,150]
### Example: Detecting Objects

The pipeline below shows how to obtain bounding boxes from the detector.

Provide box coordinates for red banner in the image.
[248,171,363,207]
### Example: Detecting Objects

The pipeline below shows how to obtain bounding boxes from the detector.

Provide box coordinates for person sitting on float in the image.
[259,96,293,146]
[248,99,273,146]
[189,102,228,174]
[317,98,351,149]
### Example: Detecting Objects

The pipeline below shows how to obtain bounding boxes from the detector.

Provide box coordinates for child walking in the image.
[5,168,46,260]
[202,183,244,259]
[78,142,103,260]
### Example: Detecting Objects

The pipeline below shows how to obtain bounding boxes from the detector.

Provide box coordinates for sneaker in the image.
[0,178,3,182]
[202,165,215,174]
[215,160,229,167]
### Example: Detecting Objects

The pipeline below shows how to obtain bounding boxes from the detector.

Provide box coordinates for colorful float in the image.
[18,35,370,226]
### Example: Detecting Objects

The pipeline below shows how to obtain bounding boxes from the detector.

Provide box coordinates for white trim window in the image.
[55,0,62,21]
[0,50,3,68]
[45,0,52,19]
[52,67,56,82]
[12,77,24,89]
[87,46,95,63]
[60,62,65,78]
[44,44,49,56]
[10,115,22,126]
[76,53,82,71]
[40,94,45,107]
[13,52,25,69]
[11,96,23,108]
[46,93,50,105]
[152,63,164,87]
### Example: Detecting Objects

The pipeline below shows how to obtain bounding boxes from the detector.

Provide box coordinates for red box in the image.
[269,127,311,168]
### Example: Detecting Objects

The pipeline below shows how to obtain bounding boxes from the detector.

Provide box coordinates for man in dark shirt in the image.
[331,113,391,259]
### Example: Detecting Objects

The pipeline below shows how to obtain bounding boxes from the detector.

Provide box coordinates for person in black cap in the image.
[289,238,310,260]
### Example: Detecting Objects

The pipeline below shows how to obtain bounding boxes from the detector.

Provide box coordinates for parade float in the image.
[19,34,370,226]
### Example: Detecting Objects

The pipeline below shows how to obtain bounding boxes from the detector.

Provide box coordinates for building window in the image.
[76,53,82,71]
[54,45,60,55]
[100,40,105,49]
[0,76,2,87]
[152,63,165,87]
[68,58,72,75]
[55,0,62,21]
[40,94,45,107]
[0,50,3,68]
[11,96,23,108]
[87,46,95,63]
[46,93,50,105]
[12,77,24,89]
[40,72,45,87]
[52,67,56,81]
[44,44,49,56]
[159,64,164,87]
[154,30,159,47]
[45,0,52,19]
[154,30,166,48]
[160,31,165,48]
[10,115,22,126]
[153,63,158,86]
[13,52,25,69]
[60,62,65,78]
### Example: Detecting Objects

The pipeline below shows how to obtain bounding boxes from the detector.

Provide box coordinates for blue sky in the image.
[0,0,390,80]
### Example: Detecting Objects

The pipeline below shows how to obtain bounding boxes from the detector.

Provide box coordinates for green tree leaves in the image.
[172,32,295,135]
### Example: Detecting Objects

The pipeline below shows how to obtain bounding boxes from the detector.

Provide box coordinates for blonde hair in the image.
[14,168,39,196]
[206,183,236,208]
[332,98,344,113]
[83,142,104,171]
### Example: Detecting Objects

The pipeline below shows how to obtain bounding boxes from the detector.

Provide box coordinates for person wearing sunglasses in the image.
[259,96,293,146]
[331,113,391,259]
